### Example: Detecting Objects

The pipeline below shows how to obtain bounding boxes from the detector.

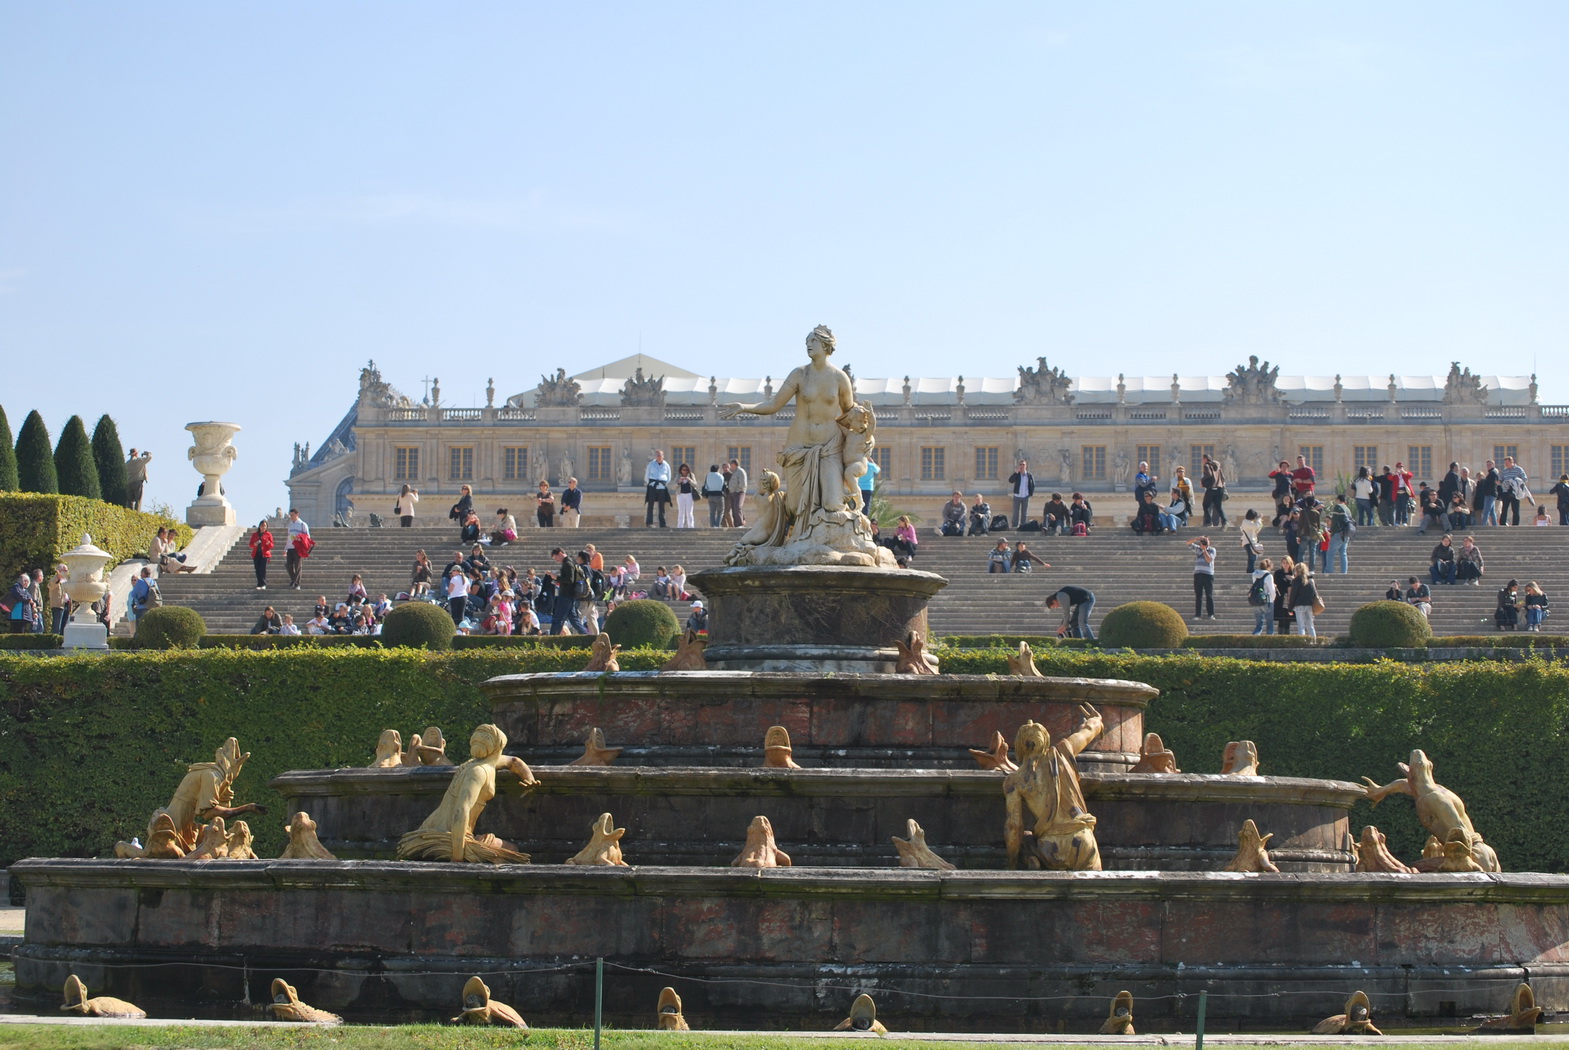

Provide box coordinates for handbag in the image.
[1312,596,1326,615]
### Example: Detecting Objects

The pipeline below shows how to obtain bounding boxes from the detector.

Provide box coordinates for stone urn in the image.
[60,533,112,650]
[185,421,241,526]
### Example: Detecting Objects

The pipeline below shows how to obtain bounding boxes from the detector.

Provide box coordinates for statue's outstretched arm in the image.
[720,369,801,420]
[1061,703,1104,757]
[1360,777,1413,805]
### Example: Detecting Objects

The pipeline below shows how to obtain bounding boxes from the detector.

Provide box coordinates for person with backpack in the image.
[1046,586,1096,640]
[129,566,162,625]
[1248,557,1277,636]
[549,547,589,635]
[1327,494,1354,574]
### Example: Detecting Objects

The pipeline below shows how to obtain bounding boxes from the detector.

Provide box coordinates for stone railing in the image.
[663,406,706,422]
[440,408,483,422]
[579,407,621,422]
[1485,406,1527,419]
[386,408,426,422]
[496,407,535,421]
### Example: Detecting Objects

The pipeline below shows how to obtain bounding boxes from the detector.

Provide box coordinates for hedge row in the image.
[193,633,595,651]
[0,492,190,583]
[1,649,1565,871]
[940,632,1566,651]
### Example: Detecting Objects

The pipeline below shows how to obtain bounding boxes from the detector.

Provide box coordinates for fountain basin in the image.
[14,859,1569,1028]
[484,671,1157,770]
[271,766,1359,870]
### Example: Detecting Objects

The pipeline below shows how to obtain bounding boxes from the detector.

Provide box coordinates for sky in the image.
[2,3,1565,524]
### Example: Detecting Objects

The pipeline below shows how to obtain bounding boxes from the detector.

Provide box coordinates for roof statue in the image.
[529,368,582,408]
[356,360,413,408]
[1224,356,1282,405]
[1443,362,1489,405]
[1014,357,1074,405]
[620,367,666,408]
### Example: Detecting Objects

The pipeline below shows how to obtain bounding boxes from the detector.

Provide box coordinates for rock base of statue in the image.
[689,565,946,673]
[726,509,897,568]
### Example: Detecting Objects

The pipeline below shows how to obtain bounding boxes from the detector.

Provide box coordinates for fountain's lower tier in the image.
[14,860,1569,1029]
[272,767,1362,871]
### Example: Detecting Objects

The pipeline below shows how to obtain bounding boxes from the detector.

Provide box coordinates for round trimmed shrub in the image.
[133,606,205,649]
[604,598,680,650]
[1348,600,1432,648]
[381,601,456,650]
[1097,601,1188,649]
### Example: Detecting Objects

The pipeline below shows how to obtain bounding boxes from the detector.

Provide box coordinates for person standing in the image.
[703,464,727,527]
[48,565,70,635]
[248,519,274,589]
[395,484,419,527]
[1200,454,1228,529]
[1327,494,1353,574]
[645,450,672,528]
[1352,467,1376,527]
[725,457,749,528]
[1047,586,1096,640]
[560,478,583,528]
[1248,557,1276,636]
[549,547,589,635]
[674,464,697,529]
[1290,455,1317,500]
[1190,536,1216,621]
[125,449,152,511]
[859,455,881,514]
[444,566,471,626]
[1238,509,1263,574]
[1475,460,1500,526]
[285,508,310,590]
[1498,456,1529,526]
[1552,474,1569,526]
[1007,458,1036,529]
[1288,563,1320,638]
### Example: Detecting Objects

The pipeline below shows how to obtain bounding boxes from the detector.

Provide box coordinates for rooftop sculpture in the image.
[531,367,582,408]
[1444,361,1489,405]
[1224,355,1283,405]
[1014,357,1074,406]
[620,366,667,407]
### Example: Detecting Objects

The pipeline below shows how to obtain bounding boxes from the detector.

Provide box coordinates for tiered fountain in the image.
[13,329,1569,1029]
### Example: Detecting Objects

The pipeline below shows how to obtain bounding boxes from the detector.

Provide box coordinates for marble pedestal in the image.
[185,496,236,527]
[689,565,947,673]
[61,621,108,650]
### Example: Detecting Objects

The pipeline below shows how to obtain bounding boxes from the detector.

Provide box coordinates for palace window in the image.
[448,446,474,482]
[1298,446,1324,475]
[393,447,420,482]
[1189,444,1215,476]
[921,447,946,481]
[1553,446,1569,478]
[974,446,999,481]
[1081,446,1107,481]
[1353,446,1379,474]
[1493,444,1519,466]
[586,446,613,484]
[726,446,752,475]
[670,446,697,471]
[502,447,529,482]
[870,447,890,480]
[1136,445,1161,478]
[1406,446,1433,480]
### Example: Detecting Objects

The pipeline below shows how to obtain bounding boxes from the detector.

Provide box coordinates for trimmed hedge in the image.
[381,602,456,650]
[1429,635,1563,648]
[605,598,680,649]
[1348,600,1432,648]
[937,635,1098,650]
[0,648,665,864]
[132,606,206,649]
[0,634,62,650]
[0,492,190,584]
[1180,635,1324,649]
[1099,601,1188,649]
[198,634,381,650]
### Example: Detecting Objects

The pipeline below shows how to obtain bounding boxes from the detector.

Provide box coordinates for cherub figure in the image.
[1003,706,1104,870]
[726,469,790,564]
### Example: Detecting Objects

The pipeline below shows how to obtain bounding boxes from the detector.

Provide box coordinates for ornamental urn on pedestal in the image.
[185,421,241,526]
[60,533,112,650]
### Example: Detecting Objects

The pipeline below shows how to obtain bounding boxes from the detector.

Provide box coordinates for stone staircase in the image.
[153,518,1569,639]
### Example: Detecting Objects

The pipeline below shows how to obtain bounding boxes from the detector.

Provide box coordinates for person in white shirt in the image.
[395,484,419,527]
[645,450,672,527]
[446,568,472,625]
[305,614,330,635]
[285,509,311,590]
[278,614,301,636]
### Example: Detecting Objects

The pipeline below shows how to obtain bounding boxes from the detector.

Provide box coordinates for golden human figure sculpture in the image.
[1003,707,1104,871]
[117,737,267,857]
[370,729,404,768]
[720,325,893,567]
[1361,748,1500,871]
[396,724,538,864]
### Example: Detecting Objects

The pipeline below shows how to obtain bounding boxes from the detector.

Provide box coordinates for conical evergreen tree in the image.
[15,411,58,494]
[92,415,128,507]
[54,415,101,500]
[0,406,17,491]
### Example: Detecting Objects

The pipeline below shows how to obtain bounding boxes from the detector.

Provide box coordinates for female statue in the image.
[396,724,538,864]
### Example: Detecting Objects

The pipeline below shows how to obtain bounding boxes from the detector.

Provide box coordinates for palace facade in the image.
[285,355,1563,525]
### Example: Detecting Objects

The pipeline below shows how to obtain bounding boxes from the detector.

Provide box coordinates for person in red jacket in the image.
[248,519,274,590]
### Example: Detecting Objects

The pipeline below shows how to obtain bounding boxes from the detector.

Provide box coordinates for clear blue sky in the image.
[2,3,1565,523]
